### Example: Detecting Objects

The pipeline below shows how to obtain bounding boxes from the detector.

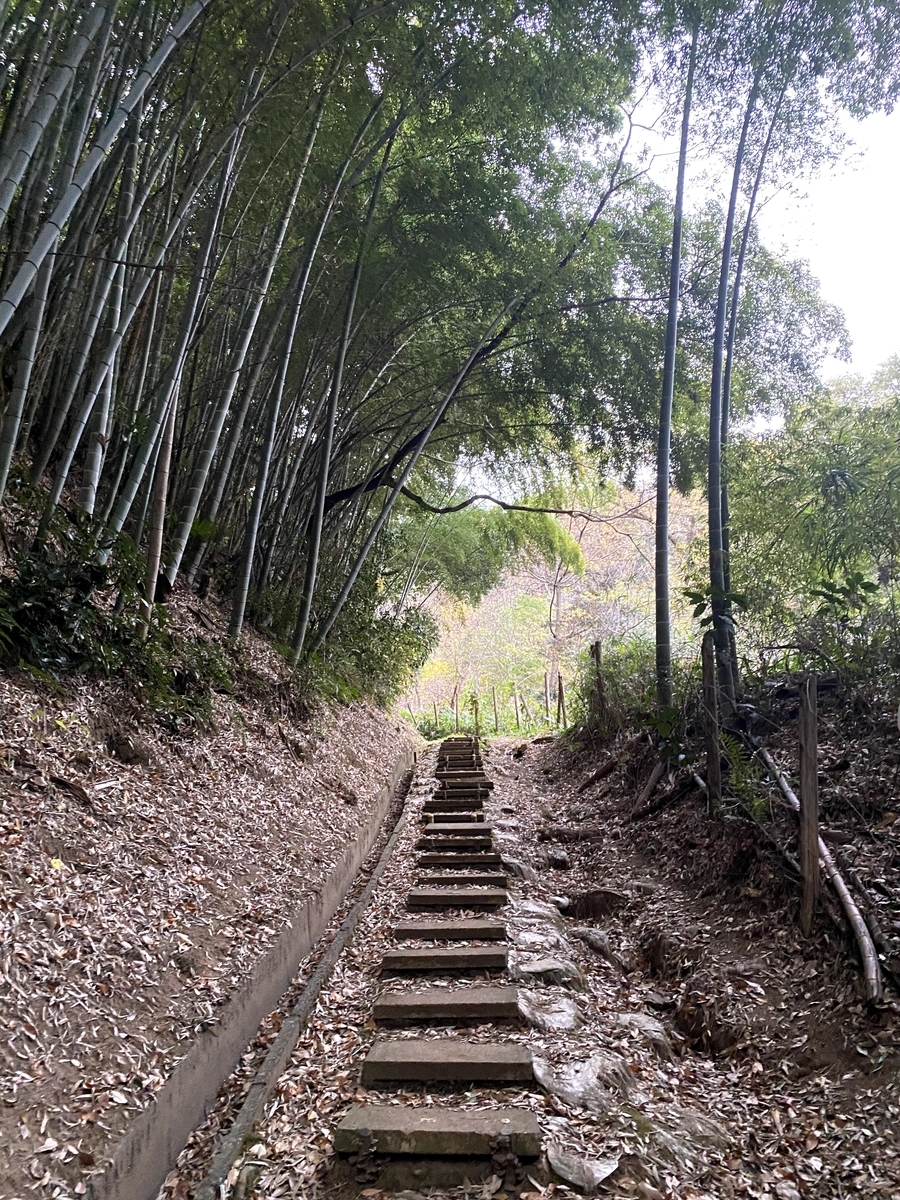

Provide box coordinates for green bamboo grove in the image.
[0,0,896,699]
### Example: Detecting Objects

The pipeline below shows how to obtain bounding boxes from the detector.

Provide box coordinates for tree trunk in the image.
[655,25,697,711]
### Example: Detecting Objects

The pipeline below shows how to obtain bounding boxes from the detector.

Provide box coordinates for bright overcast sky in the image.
[754,108,900,379]
[634,104,900,381]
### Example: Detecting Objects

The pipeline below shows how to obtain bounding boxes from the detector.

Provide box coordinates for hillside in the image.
[0,593,414,1197]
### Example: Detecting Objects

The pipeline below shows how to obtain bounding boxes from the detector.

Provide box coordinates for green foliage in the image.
[719,731,763,818]
[0,507,231,727]
[727,360,900,676]
[569,636,657,741]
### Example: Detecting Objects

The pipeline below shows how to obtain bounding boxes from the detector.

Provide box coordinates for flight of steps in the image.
[334,735,541,1176]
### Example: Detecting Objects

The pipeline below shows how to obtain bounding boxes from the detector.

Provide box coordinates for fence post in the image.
[701,631,722,810]
[799,672,819,936]
[432,700,438,730]
[492,686,499,733]
[513,690,520,730]
[544,672,551,723]
[473,693,480,737]
[453,685,459,733]
[589,640,608,729]
[557,672,567,727]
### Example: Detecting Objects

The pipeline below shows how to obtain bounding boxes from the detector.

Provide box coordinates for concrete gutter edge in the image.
[88,746,416,1200]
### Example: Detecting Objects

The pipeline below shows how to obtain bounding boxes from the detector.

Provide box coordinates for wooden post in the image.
[557,672,567,727]
[432,700,438,730]
[453,685,459,733]
[799,672,819,936]
[492,686,499,733]
[473,693,480,737]
[544,672,551,724]
[512,690,520,730]
[590,640,609,729]
[701,631,722,810]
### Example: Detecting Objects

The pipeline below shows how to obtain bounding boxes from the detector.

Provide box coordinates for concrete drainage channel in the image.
[199,735,545,1195]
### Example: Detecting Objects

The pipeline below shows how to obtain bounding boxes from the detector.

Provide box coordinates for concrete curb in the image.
[88,747,416,1200]
[193,759,418,1199]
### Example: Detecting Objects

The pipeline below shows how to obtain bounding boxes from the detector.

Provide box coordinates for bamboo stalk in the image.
[798,674,819,936]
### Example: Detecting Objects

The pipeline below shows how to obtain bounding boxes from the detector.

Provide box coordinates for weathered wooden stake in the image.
[453,685,459,733]
[432,700,438,729]
[473,693,480,737]
[492,686,499,733]
[590,640,608,728]
[544,671,551,723]
[557,672,567,726]
[513,690,520,730]
[799,672,819,936]
[701,631,722,810]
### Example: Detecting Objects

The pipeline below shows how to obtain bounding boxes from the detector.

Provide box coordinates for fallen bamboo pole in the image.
[757,745,882,1004]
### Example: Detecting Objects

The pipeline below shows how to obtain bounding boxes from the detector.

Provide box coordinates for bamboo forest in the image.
[2,1,900,1198]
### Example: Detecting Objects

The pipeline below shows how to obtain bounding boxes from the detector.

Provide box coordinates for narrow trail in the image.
[163,734,900,1200]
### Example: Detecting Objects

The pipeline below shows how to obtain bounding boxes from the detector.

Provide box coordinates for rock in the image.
[518,990,581,1032]
[543,849,571,870]
[573,927,627,972]
[547,1146,619,1192]
[667,1106,729,1147]
[511,898,566,926]
[494,819,520,830]
[613,1012,672,1059]
[507,921,572,955]
[533,1051,632,1111]
[643,989,675,1009]
[509,953,585,989]
[501,856,539,883]
[570,888,629,919]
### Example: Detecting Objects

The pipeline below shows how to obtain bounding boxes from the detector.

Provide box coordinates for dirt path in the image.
[158,733,900,1199]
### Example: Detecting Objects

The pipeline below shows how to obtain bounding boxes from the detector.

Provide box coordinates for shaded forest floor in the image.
[0,595,414,1199]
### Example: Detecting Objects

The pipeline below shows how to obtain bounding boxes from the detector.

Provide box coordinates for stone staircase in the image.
[334,734,541,1172]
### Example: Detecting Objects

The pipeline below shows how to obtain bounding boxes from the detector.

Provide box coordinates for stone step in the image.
[393,918,506,940]
[418,872,507,887]
[335,1103,540,1157]
[422,811,484,823]
[380,945,508,973]
[417,837,493,853]
[435,772,491,782]
[373,985,519,1022]
[421,821,493,836]
[406,887,507,910]
[360,1039,533,1085]
[417,853,501,867]
[427,797,485,811]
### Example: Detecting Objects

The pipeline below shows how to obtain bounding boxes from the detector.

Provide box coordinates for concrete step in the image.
[417,853,501,867]
[418,872,507,887]
[360,1039,533,1085]
[421,821,493,836]
[417,840,493,855]
[380,945,508,973]
[373,985,519,1023]
[422,811,485,823]
[407,887,507,910]
[393,918,506,940]
[427,797,485,811]
[335,1103,540,1157]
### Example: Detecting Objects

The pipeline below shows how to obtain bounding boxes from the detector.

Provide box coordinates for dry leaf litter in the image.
[0,591,414,1198]
[175,733,900,1200]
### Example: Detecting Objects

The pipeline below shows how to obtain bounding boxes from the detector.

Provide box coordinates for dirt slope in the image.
[0,595,415,1199]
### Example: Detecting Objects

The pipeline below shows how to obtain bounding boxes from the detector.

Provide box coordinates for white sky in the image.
[634,105,900,381]
[754,109,900,379]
